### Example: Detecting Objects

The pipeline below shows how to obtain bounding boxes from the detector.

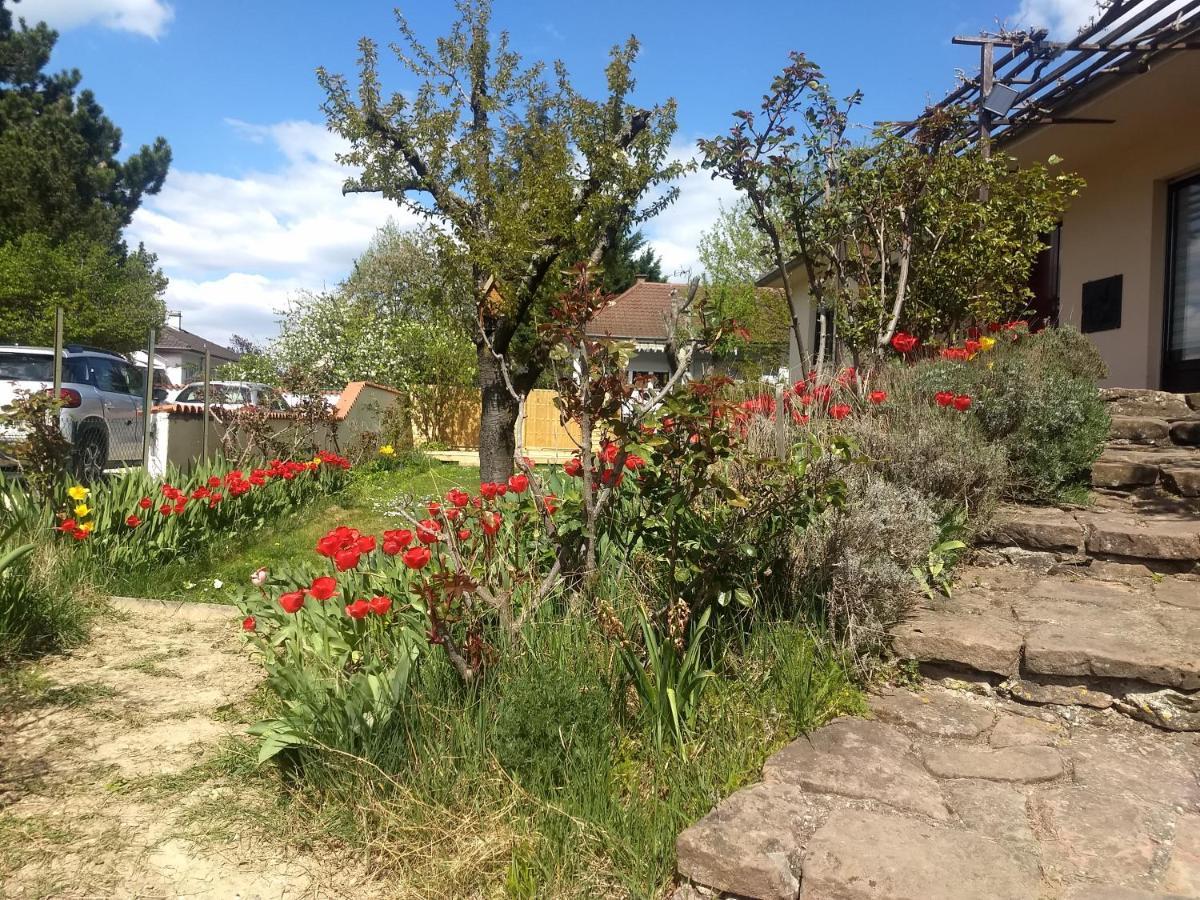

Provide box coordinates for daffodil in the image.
[73,503,90,518]
[379,444,396,457]
[67,485,89,501]
[979,336,996,351]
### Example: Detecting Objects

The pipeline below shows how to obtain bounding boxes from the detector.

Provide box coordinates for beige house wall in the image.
[1004,50,1200,389]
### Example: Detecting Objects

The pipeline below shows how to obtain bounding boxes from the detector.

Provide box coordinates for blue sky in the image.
[18,0,1100,344]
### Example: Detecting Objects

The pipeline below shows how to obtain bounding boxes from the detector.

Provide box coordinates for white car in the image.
[1,345,164,481]
[173,381,290,410]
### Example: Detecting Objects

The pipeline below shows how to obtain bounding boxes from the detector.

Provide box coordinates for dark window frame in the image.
[1162,172,1200,392]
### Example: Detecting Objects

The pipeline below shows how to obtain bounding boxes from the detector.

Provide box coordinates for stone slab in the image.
[763,718,950,821]
[922,745,1065,783]
[1003,676,1116,709]
[989,713,1064,747]
[1023,605,1200,690]
[1093,458,1162,490]
[892,609,1024,677]
[1065,730,1200,810]
[869,688,995,739]
[1163,813,1200,896]
[1111,416,1172,446]
[676,782,822,900]
[942,778,1036,846]
[1171,421,1200,446]
[1032,786,1172,884]
[799,809,1039,900]
[1164,467,1200,497]
[1081,512,1200,562]
[1062,887,1192,900]
[1103,389,1194,420]
[986,506,1085,553]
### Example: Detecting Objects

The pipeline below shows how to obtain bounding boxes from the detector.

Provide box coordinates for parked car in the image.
[173,381,290,410]
[0,344,160,481]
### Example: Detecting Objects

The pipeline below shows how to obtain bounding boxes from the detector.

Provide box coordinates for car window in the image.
[0,352,54,381]
[64,358,89,384]
[90,358,132,395]
[126,366,147,394]
[259,388,288,411]
[175,385,199,403]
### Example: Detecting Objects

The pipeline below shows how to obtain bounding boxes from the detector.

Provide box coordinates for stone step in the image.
[1092,446,1200,496]
[891,568,1200,730]
[1109,415,1200,448]
[1102,387,1200,420]
[984,502,1200,565]
[675,683,1200,899]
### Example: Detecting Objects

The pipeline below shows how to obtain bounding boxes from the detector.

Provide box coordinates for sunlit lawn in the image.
[119,456,480,603]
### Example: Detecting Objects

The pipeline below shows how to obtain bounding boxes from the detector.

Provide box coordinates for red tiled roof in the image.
[586,280,691,341]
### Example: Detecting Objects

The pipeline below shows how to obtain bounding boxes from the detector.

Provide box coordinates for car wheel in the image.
[72,428,107,485]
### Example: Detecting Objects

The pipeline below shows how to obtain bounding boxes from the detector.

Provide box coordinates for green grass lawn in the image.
[119,456,480,603]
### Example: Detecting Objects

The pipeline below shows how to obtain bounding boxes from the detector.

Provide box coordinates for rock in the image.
[986,506,1085,553]
[799,809,1039,900]
[1116,688,1200,732]
[869,689,995,739]
[1022,604,1200,690]
[1001,676,1115,709]
[1032,786,1171,884]
[1164,467,1200,497]
[1171,420,1200,446]
[762,719,950,821]
[675,783,824,900]
[996,547,1060,571]
[1189,393,1200,412]
[989,714,1064,747]
[892,609,1024,677]
[922,745,1065,783]
[942,779,1036,846]
[1163,813,1200,896]
[1111,416,1172,446]
[1103,389,1194,420]
[1093,458,1161,489]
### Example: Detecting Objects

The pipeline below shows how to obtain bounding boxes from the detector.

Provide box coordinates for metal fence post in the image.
[142,327,156,469]
[201,348,211,462]
[52,306,64,397]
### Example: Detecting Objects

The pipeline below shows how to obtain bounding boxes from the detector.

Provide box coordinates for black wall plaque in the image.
[1081,274,1122,334]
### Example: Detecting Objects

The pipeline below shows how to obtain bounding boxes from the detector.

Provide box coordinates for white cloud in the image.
[642,141,737,279]
[1014,0,1191,37]
[15,0,173,38]
[128,119,413,345]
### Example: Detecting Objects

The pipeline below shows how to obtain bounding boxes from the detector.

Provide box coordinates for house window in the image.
[1164,174,1200,391]
[1081,275,1123,334]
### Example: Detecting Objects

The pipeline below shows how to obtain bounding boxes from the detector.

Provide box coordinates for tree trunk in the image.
[477,346,520,483]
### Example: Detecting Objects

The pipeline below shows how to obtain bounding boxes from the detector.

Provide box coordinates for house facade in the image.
[130,325,241,388]
[586,276,709,386]
[757,2,1200,391]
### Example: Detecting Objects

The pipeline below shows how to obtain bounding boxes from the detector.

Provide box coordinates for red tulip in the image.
[138,496,152,510]
[446,488,470,508]
[953,395,973,411]
[242,616,256,631]
[624,454,646,470]
[355,535,376,553]
[279,591,305,614]
[125,514,141,528]
[381,529,413,553]
[479,482,500,500]
[367,596,392,616]
[207,476,221,489]
[309,575,338,600]
[403,546,431,570]
[457,528,471,541]
[564,458,583,477]
[345,599,370,620]
[508,474,529,494]
[333,547,361,571]
[57,518,77,533]
[890,332,919,354]
[935,391,955,407]
[481,510,501,536]
[600,442,619,464]
[965,339,982,355]
[868,391,887,405]
[829,403,852,420]
[159,503,172,516]
[542,494,558,515]
[416,518,441,544]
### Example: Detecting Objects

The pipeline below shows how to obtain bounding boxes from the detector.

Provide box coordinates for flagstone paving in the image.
[675,558,1200,898]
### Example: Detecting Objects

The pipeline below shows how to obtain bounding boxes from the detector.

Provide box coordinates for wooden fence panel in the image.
[523,389,581,451]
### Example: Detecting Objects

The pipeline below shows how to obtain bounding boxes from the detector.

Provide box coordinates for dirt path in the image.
[0,598,377,899]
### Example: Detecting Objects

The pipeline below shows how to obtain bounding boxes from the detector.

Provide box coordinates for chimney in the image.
[168,310,183,330]
[635,273,648,284]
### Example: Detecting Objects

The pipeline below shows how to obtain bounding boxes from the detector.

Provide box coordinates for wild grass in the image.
[242,611,862,899]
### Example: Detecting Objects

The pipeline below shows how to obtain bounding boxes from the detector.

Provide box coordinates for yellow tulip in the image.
[979,336,996,351]
[74,503,90,518]
[379,445,396,457]
[78,521,93,534]
[67,485,89,501]
[312,456,323,466]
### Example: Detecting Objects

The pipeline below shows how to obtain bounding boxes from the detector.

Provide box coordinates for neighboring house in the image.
[131,325,242,388]
[586,276,708,386]
[758,1,1200,391]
